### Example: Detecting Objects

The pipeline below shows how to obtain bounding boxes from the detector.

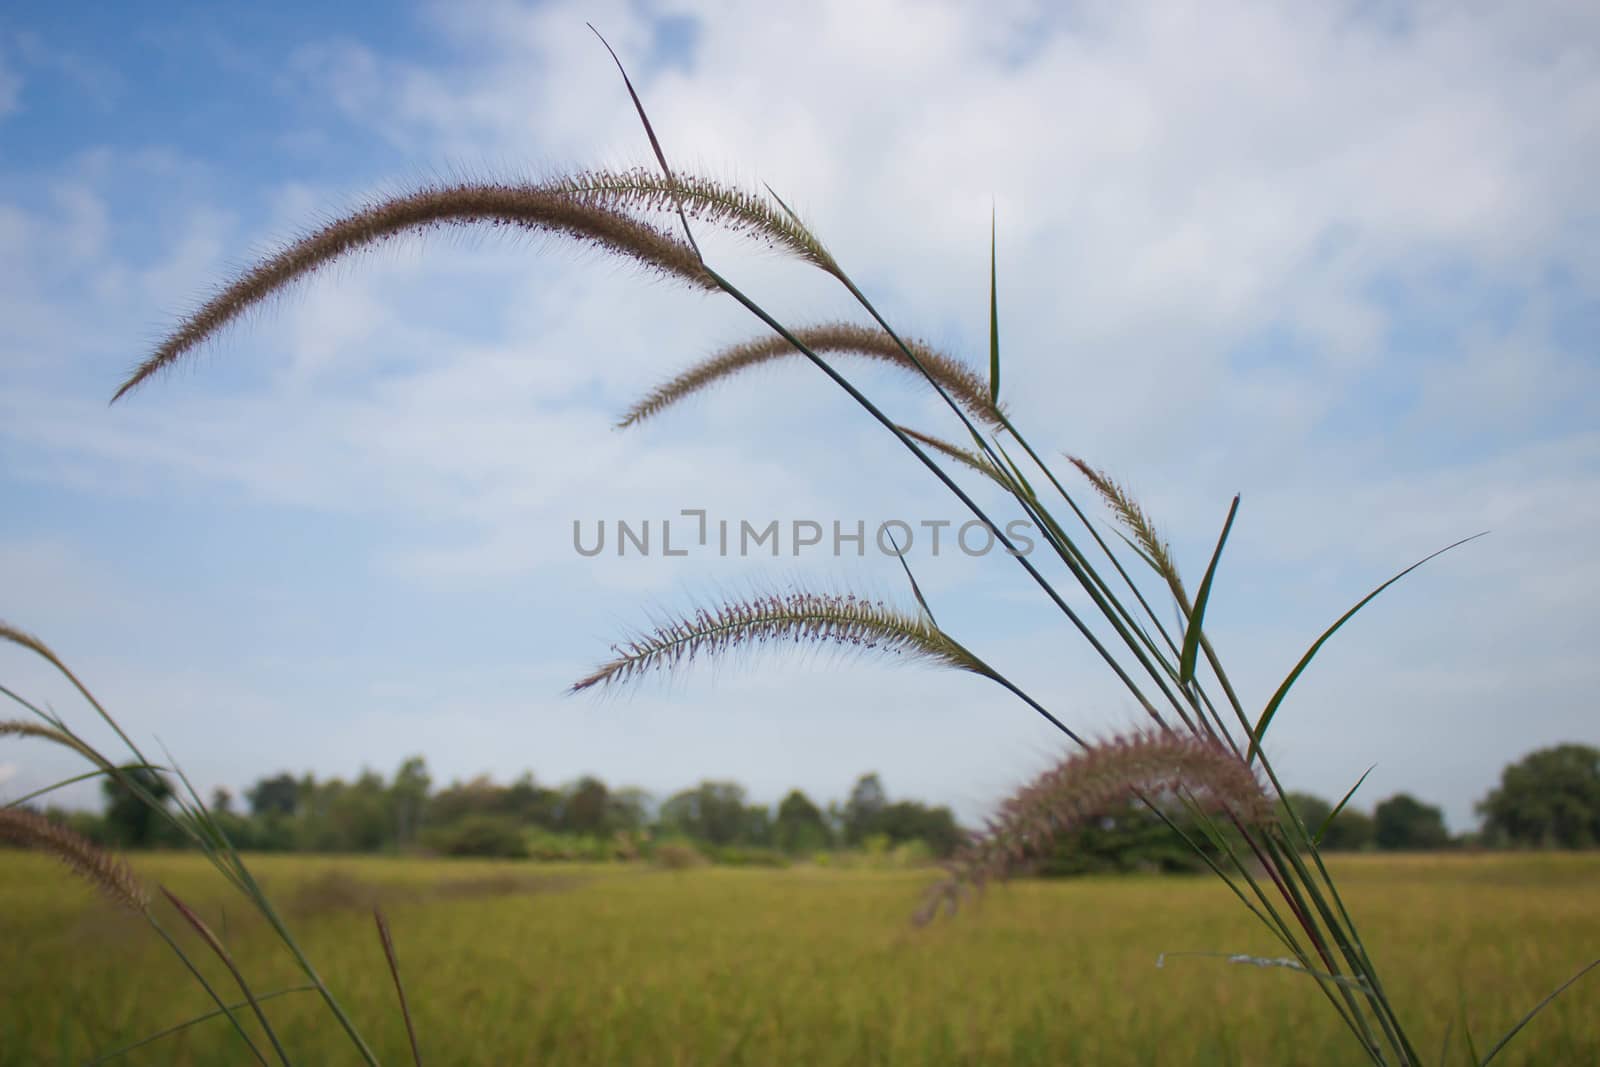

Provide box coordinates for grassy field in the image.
[2,850,1595,1066]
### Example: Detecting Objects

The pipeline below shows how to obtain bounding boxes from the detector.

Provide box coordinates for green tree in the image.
[659,781,749,845]
[389,756,431,847]
[1374,794,1450,851]
[1279,791,1374,852]
[563,776,611,836]
[246,773,300,818]
[1478,744,1600,848]
[1321,808,1375,851]
[608,787,653,834]
[1279,792,1333,834]
[773,789,830,854]
[843,772,887,846]
[101,766,173,848]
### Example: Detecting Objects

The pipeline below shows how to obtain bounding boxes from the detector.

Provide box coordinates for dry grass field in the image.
[3,850,1595,1065]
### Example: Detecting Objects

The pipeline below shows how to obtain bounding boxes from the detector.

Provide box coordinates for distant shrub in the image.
[709,845,789,868]
[652,840,706,870]
[889,840,934,868]
[422,815,529,859]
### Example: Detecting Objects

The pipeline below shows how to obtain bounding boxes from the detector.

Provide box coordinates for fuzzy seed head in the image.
[915,729,1272,925]
[0,808,147,913]
[573,590,986,693]
[620,322,1005,430]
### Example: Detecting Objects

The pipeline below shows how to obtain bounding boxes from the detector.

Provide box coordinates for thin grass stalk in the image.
[991,422,1247,746]
[144,917,272,1067]
[1155,798,1384,1065]
[0,623,157,786]
[895,426,1012,488]
[1254,832,1397,1060]
[800,271,1213,737]
[0,802,266,1063]
[0,644,254,894]
[3,766,163,810]
[1252,737,1417,1057]
[986,468,1209,737]
[1241,735,1418,1058]
[90,985,316,1065]
[580,36,1166,733]
[375,908,424,1067]
[984,434,1228,742]
[1201,806,1387,1062]
[2,639,380,1064]
[167,761,384,1066]
[163,888,292,1066]
[1300,828,1415,1057]
[1268,826,1420,1063]
[695,259,1161,732]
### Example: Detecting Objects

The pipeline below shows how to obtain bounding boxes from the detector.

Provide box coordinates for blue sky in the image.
[1,0,1596,831]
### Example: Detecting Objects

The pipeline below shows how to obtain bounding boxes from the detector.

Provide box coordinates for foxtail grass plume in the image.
[112,182,718,402]
[0,808,148,913]
[618,322,1005,429]
[552,167,839,275]
[573,590,988,692]
[0,718,107,766]
[915,729,1272,925]
[1066,457,1187,600]
[896,426,1011,489]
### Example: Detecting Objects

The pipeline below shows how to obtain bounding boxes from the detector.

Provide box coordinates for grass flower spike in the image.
[0,809,148,914]
[915,730,1273,924]
[619,322,1005,429]
[572,590,989,692]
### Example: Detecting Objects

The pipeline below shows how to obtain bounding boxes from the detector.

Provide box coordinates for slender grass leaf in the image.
[884,527,937,625]
[1111,528,1163,573]
[4,764,167,810]
[990,437,1037,502]
[587,25,701,259]
[1479,957,1599,1065]
[91,986,315,1064]
[1249,531,1487,763]
[1156,950,1371,991]
[988,205,1000,405]
[1316,765,1376,846]
[1181,494,1239,686]
[375,908,424,1067]
[1460,991,1482,1065]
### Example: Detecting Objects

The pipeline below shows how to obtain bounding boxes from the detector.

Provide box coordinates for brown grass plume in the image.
[915,729,1271,924]
[113,182,718,402]
[0,808,148,913]
[619,322,1005,429]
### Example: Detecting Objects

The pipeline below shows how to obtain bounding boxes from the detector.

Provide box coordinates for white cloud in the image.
[2,0,1597,830]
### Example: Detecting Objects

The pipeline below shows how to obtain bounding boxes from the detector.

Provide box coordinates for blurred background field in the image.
[3,851,1595,1066]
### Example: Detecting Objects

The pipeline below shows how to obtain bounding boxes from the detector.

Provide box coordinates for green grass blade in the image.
[586,24,701,260]
[988,205,1000,405]
[1479,957,1600,1064]
[883,526,937,625]
[375,907,424,1067]
[1315,765,1376,846]
[90,986,315,1064]
[3,765,167,810]
[1181,495,1239,687]
[1249,531,1487,763]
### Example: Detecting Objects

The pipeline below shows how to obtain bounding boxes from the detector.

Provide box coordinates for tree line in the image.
[50,762,961,864]
[29,742,1600,866]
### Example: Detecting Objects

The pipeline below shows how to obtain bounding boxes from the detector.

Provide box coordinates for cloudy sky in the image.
[1,0,1595,831]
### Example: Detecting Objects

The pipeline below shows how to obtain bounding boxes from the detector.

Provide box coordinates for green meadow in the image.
[3,851,1594,1066]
